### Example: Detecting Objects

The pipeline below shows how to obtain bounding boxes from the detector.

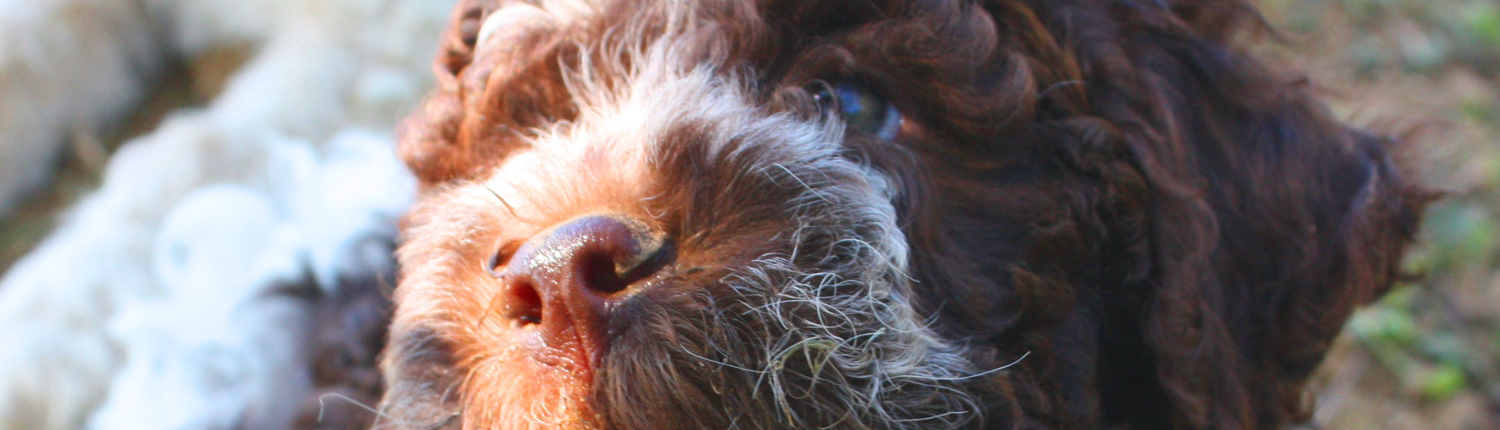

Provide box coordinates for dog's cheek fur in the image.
[587,83,992,429]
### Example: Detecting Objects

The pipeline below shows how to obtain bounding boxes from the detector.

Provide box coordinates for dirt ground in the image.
[0,0,1495,428]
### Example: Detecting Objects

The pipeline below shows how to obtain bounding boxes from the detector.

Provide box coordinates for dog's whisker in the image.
[479,183,519,218]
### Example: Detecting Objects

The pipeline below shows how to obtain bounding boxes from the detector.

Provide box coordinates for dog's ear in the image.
[1041,3,1432,427]
[399,0,575,187]
[1239,129,1430,414]
[397,0,499,186]
[1106,51,1428,430]
[1128,122,1426,428]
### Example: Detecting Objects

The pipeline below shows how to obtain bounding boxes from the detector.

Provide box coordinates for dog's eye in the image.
[811,82,902,141]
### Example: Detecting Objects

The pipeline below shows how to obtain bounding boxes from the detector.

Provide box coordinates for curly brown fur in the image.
[380,0,1430,428]
[294,269,398,430]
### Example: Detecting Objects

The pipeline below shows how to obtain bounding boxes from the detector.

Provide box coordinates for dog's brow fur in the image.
[381,0,1429,429]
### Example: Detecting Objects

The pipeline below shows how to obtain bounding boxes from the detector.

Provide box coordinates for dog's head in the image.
[380,1,1427,428]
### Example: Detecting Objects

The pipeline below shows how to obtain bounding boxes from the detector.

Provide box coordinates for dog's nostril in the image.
[579,239,673,295]
[503,279,543,326]
[486,241,521,278]
[581,250,630,294]
[533,215,671,297]
[495,215,672,329]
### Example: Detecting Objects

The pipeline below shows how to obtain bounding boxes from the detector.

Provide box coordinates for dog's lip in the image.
[515,306,600,383]
[513,273,680,371]
[497,279,606,387]
[504,322,606,428]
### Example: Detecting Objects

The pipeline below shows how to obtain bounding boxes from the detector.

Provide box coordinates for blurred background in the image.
[0,0,1495,429]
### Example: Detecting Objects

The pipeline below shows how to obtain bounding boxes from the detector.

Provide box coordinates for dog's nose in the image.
[493,214,671,348]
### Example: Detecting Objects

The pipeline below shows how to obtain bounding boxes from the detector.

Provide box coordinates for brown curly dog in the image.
[378,1,1430,428]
